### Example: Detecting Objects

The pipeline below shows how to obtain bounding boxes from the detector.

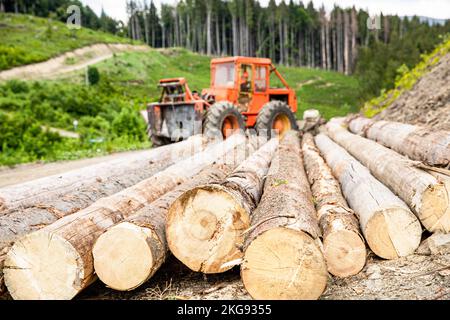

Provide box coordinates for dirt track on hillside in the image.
[0,43,150,81]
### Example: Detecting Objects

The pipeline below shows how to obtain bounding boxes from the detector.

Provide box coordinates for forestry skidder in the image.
[147,57,298,146]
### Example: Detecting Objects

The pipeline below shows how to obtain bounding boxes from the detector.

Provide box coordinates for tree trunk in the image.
[91,140,258,291]
[315,133,422,260]
[206,3,212,56]
[383,15,390,44]
[166,138,279,274]
[162,24,166,48]
[232,14,238,56]
[301,133,366,277]
[186,14,191,50]
[328,121,450,233]
[3,135,246,300]
[143,11,149,45]
[321,17,326,69]
[348,117,450,167]
[350,8,358,72]
[241,131,327,300]
[343,10,350,75]
[222,17,227,55]
[0,136,205,214]
[215,14,221,56]
[337,10,344,73]
[332,17,337,70]
[279,21,284,65]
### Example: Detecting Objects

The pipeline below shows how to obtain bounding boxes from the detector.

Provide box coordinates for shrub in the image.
[87,66,100,85]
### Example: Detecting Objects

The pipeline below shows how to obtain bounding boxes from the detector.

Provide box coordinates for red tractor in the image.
[147,56,298,146]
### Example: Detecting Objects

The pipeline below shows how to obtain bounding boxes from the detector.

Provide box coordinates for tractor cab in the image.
[202,57,297,127]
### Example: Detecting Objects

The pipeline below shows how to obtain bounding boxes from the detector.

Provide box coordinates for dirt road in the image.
[0,43,150,81]
[0,149,151,188]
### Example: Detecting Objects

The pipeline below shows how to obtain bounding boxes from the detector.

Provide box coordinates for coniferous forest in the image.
[1,0,449,98]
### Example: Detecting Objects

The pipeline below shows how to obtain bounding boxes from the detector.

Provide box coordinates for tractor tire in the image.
[255,101,298,138]
[204,102,245,139]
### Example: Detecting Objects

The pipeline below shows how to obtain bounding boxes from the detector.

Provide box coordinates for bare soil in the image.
[0,43,150,81]
[375,52,450,131]
[75,249,450,300]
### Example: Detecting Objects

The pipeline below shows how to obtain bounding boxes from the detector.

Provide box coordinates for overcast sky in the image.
[80,0,450,23]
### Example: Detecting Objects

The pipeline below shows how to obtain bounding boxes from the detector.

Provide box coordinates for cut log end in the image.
[93,222,155,292]
[365,208,422,260]
[420,183,450,233]
[241,228,328,300]
[323,229,366,277]
[167,185,250,274]
[4,231,82,300]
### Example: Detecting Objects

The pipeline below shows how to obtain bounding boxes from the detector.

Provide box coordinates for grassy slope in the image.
[0,13,130,71]
[69,48,361,120]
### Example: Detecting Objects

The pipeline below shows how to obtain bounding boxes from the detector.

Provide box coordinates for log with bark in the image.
[92,143,256,291]
[301,133,366,277]
[347,117,450,167]
[326,121,450,233]
[315,133,422,260]
[166,138,279,274]
[3,134,246,300]
[241,131,328,300]
[0,136,206,294]
[0,135,206,213]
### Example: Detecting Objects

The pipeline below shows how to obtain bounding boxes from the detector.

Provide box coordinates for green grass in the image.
[0,13,131,71]
[277,66,362,119]
[66,48,361,120]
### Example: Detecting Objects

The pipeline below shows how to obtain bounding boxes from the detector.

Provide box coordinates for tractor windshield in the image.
[214,63,235,88]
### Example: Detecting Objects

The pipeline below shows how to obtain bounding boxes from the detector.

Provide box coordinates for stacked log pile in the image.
[347,117,450,167]
[92,142,256,291]
[0,136,206,293]
[314,133,422,260]
[325,121,450,233]
[3,134,245,300]
[0,115,448,301]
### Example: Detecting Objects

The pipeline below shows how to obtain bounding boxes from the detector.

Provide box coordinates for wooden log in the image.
[0,136,206,213]
[3,134,246,300]
[326,122,450,233]
[301,132,366,277]
[0,137,206,294]
[347,117,450,167]
[241,131,328,300]
[315,134,422,260]
[166,138,279,274]
[417,232,450,255]
[91,142,256,291]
